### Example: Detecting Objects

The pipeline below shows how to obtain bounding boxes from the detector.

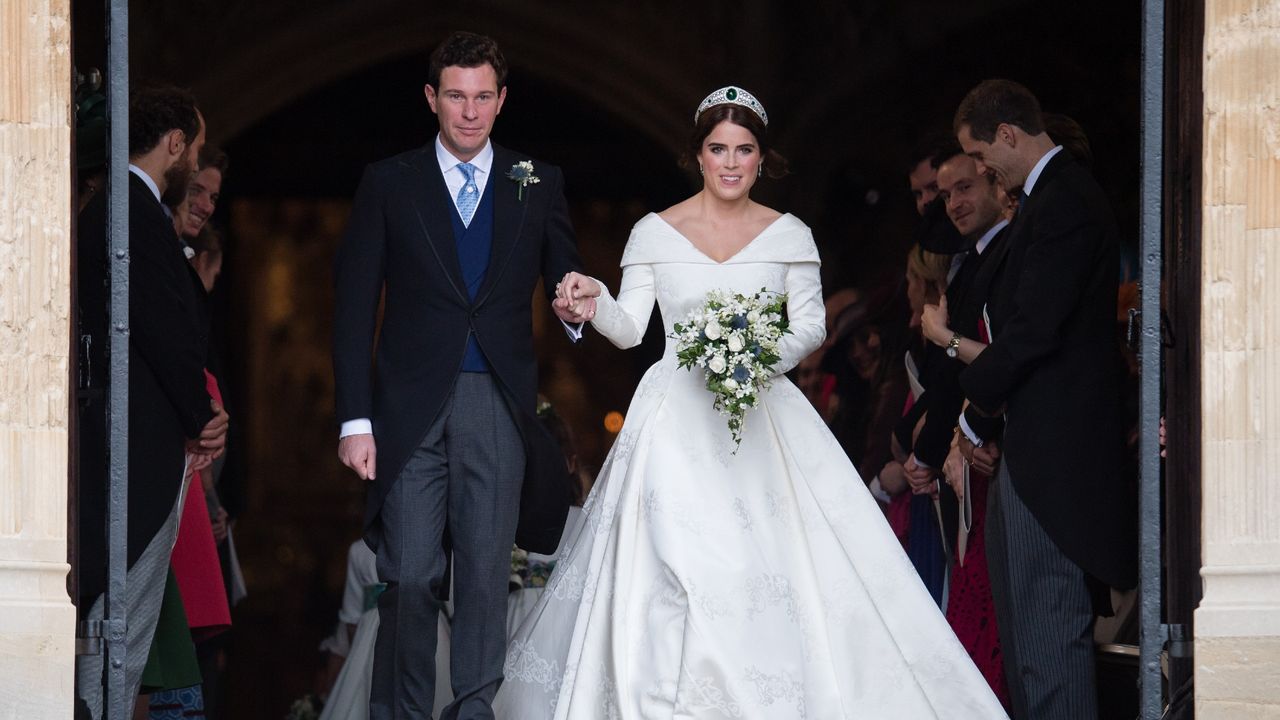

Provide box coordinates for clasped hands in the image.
[902,434,1002,501]
[552,271,602,324]
[939,433,1001,501]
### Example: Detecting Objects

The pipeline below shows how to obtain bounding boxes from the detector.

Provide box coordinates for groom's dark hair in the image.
[428,31,508,90]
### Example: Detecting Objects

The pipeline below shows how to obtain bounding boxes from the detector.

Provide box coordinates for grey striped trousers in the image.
[76,461,190,720]
[986,460,1099,720]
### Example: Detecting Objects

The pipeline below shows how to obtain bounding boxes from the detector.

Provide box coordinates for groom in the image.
[333,31,590,719]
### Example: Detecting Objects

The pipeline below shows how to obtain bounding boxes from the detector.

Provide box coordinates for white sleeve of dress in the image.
[773,261,826,375]
[589,264,655,350]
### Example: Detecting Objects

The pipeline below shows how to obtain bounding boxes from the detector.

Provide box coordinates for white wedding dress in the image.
[494,213,1008,719]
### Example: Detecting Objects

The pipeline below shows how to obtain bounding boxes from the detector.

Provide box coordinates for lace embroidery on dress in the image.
[548,562,585,602]
[686,580,732,621]
[676,667,744,718]
[504,639,563,694]
[733,497,753,532]
[745,574,813,657]
[744,666,807,718]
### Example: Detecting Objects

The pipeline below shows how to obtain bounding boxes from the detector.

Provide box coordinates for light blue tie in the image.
[456,162,479,227]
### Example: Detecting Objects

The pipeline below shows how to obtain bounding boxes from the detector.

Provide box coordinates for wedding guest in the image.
[908,132,963,216]
[881,244,952,606]
[149,139,233,720]
[76,85,229,720]
[906,149,1012,490]
[172,148,226,242]
[914,148,1014,706]
[954,79,1135,720]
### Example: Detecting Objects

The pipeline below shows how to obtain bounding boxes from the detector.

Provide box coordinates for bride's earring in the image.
[758,164,764,178]
[699,163,704,176]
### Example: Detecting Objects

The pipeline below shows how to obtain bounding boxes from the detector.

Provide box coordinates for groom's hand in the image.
[339,434,377,481]
[552,296,596,323]
[554,271,601,324]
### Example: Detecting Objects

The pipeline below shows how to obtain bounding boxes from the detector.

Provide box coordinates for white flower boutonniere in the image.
[506,160,541,200]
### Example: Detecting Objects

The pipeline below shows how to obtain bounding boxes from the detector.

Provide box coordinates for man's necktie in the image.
[456,162,479,226]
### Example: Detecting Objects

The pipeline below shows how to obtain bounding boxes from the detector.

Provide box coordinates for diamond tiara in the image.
[694,86,769,126]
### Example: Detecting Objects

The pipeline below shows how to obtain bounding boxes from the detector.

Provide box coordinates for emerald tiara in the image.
[694,86,769,127]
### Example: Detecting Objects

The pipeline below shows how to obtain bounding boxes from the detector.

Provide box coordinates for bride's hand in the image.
[553,272,600,323]
[556,272,601,301]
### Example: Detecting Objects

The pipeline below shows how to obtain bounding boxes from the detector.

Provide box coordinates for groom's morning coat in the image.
[333,142,582,552]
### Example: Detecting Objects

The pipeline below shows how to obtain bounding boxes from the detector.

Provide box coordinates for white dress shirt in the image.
[129,164,162,203]
[1022,145,1063,197]
[974,217,1008,256]
[436,135,494,215]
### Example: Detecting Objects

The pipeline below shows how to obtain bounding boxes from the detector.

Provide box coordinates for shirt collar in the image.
[128,164,162,204]
[1022,145,1063,196]
[435,135,494,177]
[975,218,1009,255]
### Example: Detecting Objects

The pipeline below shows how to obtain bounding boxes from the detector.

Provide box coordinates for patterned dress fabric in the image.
[494,214,1008,719]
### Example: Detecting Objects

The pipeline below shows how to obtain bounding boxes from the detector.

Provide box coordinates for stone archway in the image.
[125,2,724,151]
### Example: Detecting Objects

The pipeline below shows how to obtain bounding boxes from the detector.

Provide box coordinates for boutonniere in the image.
[506,160,541,200]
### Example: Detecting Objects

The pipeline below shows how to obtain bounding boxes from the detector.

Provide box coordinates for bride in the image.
[494,87,1008,719]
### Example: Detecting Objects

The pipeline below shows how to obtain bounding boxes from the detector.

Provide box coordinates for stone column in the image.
[0,1,77,718]
[1197,1,1280,717]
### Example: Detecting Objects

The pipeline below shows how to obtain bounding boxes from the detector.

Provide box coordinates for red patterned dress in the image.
[943,317,1008,708]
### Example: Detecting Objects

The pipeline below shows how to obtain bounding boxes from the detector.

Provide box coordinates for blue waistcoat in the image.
[449,177,495,372]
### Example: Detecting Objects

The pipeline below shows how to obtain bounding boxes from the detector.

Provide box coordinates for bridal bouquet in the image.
[672,288,790,449]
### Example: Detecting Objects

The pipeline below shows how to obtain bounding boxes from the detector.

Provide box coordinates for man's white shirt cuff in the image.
[562,319,584,342]
[340,419,373,438]
[958,413,984,447]
[868,476,892,505]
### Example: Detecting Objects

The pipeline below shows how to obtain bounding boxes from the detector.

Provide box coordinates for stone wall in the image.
[0,0,76,718]
[1197,0,1280,717]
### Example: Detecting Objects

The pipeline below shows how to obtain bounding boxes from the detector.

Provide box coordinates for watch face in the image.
[946,346,958,358]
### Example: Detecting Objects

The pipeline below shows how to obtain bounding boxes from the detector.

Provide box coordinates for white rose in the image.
[704,321,723,340]
[747,310,761,323]
[723,378,739,390]
[708,354,727,374]
[727,334,744,352]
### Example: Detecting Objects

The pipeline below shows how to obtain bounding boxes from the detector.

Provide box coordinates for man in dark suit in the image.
[76,86,230,718]
[907,150,1011,508]
[332,32,587,720]
[953,79,1137,720]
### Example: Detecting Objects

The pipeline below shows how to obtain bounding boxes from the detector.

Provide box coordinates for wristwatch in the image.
[946,332,962,358]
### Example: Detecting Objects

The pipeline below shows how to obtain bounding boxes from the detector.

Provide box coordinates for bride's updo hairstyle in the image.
[683,89,790,180]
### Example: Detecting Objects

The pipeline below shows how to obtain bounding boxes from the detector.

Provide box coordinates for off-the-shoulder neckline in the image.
[646,212,795,265]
